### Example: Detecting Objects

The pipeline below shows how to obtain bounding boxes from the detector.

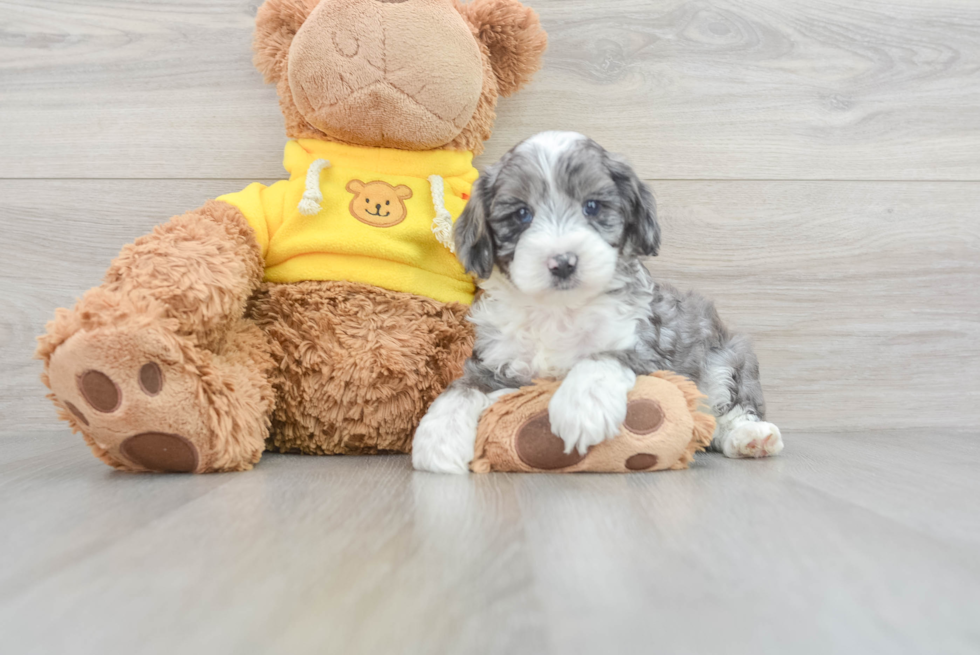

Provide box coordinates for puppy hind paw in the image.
[722,421,784,459]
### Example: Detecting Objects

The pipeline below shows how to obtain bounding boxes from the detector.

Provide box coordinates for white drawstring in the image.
[428,175,455,253]
[298,158,331,215]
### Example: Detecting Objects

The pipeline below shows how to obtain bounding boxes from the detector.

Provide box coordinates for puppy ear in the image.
[606,152,661,257]
[253,0,318,84]
[458,0,548,97]
[454,169,496,279]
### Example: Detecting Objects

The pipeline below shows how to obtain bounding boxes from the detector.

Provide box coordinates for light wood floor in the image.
[2,430,979,654]
[2,0,979,652]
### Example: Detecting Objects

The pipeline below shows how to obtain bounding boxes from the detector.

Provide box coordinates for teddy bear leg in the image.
[249,281,474,456]
[37,201,273,472]
[41,291,274,473]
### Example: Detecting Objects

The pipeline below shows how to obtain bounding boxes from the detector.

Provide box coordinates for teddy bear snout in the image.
[287,0,484,149]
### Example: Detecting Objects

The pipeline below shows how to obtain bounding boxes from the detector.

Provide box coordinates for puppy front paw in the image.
[411,388,491,474]
[411,412,474,474]
[548,360,635,456]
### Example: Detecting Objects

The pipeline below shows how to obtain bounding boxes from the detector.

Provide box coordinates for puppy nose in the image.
[547,253,578,280]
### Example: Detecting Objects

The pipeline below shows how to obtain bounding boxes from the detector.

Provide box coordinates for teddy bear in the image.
[36,0,548,474]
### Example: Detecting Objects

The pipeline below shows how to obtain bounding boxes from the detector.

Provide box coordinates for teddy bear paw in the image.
[46,325,223,473]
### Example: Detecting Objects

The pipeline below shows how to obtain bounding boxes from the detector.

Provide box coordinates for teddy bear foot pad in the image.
[46,318,268,474]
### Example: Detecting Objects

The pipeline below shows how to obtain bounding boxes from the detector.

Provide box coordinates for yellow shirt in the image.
[218,139,478,305]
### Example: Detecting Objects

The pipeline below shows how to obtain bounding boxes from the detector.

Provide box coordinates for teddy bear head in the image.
[253,0,548,154]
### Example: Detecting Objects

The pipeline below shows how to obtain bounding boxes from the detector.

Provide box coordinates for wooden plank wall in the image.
[2,0,978,433]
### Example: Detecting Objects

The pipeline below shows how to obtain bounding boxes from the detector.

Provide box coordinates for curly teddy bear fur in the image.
[37,0,547,473]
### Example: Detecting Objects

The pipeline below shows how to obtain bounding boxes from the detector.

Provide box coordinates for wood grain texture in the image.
[2,0,980,179]
[652,180,980,431]
[1,430,978,655]
[3,179,977,432]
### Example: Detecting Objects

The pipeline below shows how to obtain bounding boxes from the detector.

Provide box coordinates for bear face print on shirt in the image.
[346,179,414,227]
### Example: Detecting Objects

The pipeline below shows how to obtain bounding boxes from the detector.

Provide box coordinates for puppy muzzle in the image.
[547,252,578,281]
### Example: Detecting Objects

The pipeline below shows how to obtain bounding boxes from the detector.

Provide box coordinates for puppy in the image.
[412,131,783,474]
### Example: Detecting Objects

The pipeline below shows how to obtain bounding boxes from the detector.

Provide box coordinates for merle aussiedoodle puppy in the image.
[413,131,782,473]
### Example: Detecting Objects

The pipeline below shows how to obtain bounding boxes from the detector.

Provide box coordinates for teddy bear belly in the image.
[247,279,474,455]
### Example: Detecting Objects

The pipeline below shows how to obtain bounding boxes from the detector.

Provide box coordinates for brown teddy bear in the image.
[36,0,548,474]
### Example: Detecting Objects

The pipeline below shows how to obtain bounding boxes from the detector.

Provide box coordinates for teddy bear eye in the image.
[366,198,370,203]
[386,200,390,205]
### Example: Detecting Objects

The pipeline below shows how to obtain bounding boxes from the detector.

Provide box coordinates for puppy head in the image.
[455,131,659,300]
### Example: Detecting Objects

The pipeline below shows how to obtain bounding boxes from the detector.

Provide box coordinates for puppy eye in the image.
[516,207,534,224]
[583,200,601,217]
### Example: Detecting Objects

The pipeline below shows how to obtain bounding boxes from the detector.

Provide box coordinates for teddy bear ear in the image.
[394,185,414,200]
[253,0,318,84]
[457,0,548,98]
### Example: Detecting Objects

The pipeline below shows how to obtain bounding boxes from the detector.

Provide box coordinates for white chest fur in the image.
[469,276,644,382]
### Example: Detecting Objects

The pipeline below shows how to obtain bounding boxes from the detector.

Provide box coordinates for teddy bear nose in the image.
[376,204,382,210]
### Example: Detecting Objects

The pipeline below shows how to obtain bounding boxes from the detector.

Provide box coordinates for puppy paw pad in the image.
[120,432,199,473]
[78,370,121,413]
[515,412,586,470]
